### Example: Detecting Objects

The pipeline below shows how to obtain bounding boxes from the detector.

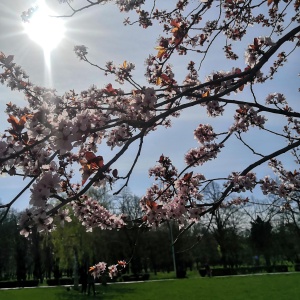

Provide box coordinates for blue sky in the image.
[0,0,298,211]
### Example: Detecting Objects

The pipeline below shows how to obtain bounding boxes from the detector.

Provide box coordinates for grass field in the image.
[1,273,299,300]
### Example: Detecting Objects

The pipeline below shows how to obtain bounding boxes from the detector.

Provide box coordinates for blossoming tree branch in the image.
[0,0,300,278]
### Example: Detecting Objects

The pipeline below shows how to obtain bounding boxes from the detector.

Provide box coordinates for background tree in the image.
[250,216,273,267]
[117,187,142,221]
[202,182,247,268]
[0,208,18,279]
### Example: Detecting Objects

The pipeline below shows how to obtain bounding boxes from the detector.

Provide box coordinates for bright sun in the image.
[23,1,65,53]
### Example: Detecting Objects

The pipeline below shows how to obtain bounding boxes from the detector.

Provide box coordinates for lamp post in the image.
[66,234,79,290]
[73,246,79,290]
[167,220,177,274]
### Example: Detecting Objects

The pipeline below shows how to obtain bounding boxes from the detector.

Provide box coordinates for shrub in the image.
[207,265,289,277]
[122,273,150,282]
[198,269,206,277]
[0,280,39,288]
[46,278,73,286]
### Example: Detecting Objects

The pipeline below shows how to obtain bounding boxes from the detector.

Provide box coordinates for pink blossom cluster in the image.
[182,61,200,91]
[116,61,136,84]
[221,197,250,208]
[144,55,175,86]
[57,208,72,227]
[148,155,178,181]
[260,159,300,199]
[89,260,126,279]
[265,93,287,105]
[269,159,300,187]
[0,52,32,93]
[185,124,222,167]
[89,262,107,278]
[104,60,136,84]
[129,87,157,121]
[230,105,267,132]
[226,172,257,193]
[30,169,61,207]
[206,99,225,117]
[18,206,55,237]
[140,179,205,228]
[72,197,126,231]
[106,124,132,149]
[245,36,275,67]
[116,0,145,12]
[74,45,88,60]
[141,155,206,228]
[185,143,223,167]
[260,177,291,199]
[194,124,216,144]
[174,173,206,205]
[205,68,246,97]
[18,198,72,237]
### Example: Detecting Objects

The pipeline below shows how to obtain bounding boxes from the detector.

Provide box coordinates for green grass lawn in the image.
[1,273,299,300]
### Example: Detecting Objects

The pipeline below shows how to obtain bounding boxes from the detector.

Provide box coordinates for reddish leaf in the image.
[161,74,171,82]
[85,151,104,168]
[80,151,104,185]
[170,19,181,28]
[146,200,158,209]
[118,260,126,267]
[85,151,96,161]
[7,114,32,133]
[104,83,118,95]
[236,107,248,115]
[19,115,27,126]
[182,171,193,182]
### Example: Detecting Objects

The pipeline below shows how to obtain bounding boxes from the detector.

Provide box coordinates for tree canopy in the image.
[0,0,299,278]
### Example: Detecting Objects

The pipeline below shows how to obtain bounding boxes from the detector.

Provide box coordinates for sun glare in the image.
[23,1,65,53]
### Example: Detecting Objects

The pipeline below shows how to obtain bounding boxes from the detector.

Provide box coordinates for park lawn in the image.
[0,273,299,300]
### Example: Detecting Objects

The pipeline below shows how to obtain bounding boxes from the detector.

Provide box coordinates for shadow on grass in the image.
[54,285,135,300]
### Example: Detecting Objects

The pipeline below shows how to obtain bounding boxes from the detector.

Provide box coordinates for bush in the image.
[176,269,187,279]
[0,281,18,288]
[142,273,150,280]
[0,280,39,288]
[46,278,73,286]
[273,265,288,273]
[207,265,289,277]
[211,268,237,277]
[122,273,150,282]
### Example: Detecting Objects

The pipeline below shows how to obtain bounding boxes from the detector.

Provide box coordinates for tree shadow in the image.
[54,285,135,299]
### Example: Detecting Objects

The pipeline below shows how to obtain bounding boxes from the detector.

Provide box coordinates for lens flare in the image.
[23,0,65,52]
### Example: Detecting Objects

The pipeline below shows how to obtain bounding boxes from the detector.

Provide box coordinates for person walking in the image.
[79,267,88,294]
[87,269,96,296]
[204,262,212,277]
